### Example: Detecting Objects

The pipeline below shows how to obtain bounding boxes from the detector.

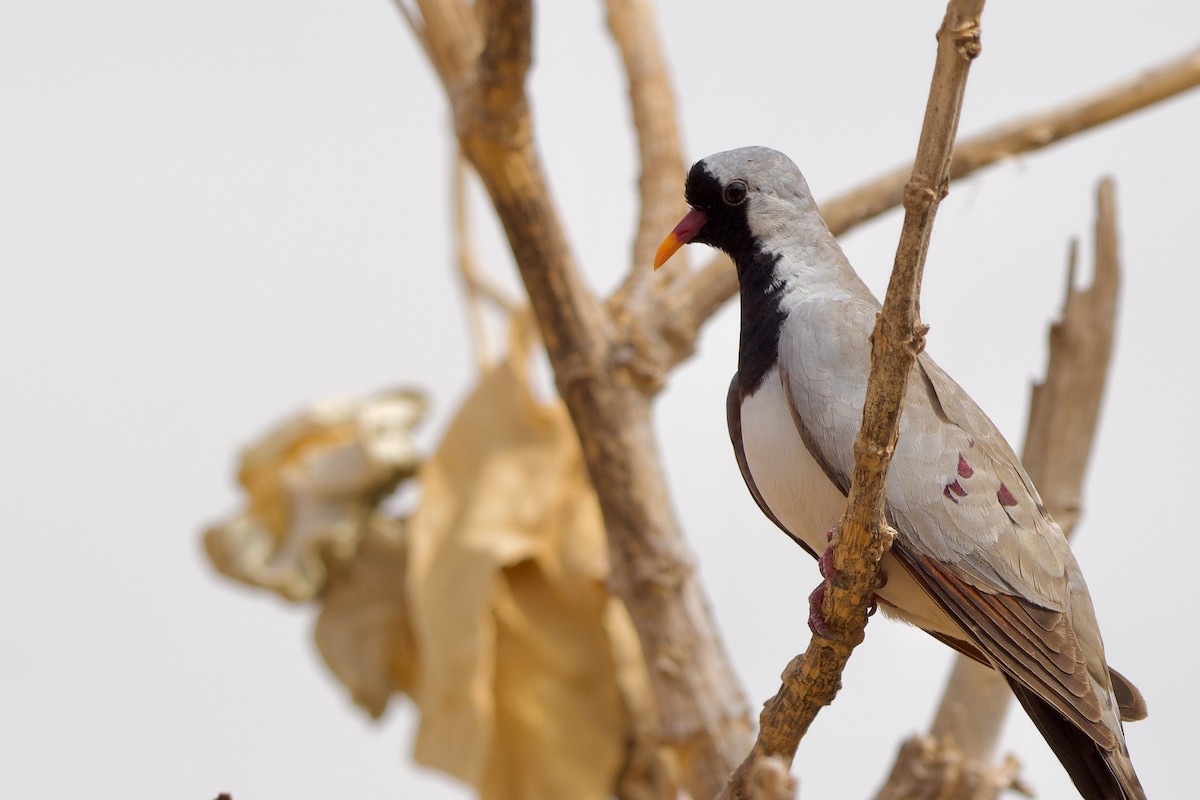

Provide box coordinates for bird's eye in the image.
[723,180,748,206]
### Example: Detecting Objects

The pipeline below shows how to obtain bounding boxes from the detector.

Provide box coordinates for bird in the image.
[653,146,1147,800]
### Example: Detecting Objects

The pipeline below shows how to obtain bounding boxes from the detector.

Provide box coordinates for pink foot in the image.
[810,531,839,638]
[818,545,837,581]
[808,582,833,638]
[810,531,891,633]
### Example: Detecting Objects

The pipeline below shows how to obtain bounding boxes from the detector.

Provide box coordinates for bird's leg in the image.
[809,529,890,636]
[808,529,838,638]
[817,540,838,582]
[808,582,832,638]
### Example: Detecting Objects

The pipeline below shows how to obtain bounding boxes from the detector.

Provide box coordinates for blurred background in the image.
[3,2,1197,797]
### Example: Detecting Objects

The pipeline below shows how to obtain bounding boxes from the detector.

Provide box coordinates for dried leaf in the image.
[202,328,659,797]
[314,514,416,718]
[204,390,424,601]
[407,318,650,800]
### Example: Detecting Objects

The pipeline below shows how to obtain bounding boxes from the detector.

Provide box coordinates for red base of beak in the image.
[653,208,708,269]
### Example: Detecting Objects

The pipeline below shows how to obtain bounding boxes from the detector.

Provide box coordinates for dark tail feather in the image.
[1005,677,1145,800]
[1108,666,1148,722]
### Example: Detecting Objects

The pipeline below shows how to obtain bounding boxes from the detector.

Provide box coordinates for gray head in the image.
[654,146,821,268]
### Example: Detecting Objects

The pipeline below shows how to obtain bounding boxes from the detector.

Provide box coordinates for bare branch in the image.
[475,0,531,120]
[407,4,755,796]
[452,149,488,370]
[671,46,1200,336]
[872,179,1122,799]
[1022,178,1120,534]
[926,658,1015,765]
[453,150,521,369]
[873,736,1029,800]
[746,755,797,800]
[390,1,432,63]
[721,3,988,795]
[604,0,687,295]
[409,0,480,91]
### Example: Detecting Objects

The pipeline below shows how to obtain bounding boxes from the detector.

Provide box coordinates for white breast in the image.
[740,368,845,553]
[739,367,964,638]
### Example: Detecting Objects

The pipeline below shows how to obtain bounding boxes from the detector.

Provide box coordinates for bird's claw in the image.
[807,583,834,639]
[812,534,888,636]
[818,545,838,581]
[868,569,889,615]
[810,581,886,634]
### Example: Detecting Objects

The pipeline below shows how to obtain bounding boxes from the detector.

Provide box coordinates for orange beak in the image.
[653,208,708,270]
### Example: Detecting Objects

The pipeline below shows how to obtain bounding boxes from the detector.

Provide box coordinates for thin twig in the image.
[452,148,488,368]
[452,150,512,370]
[604,0,687,298]
[721,3,988,796]
[409,0,480,92]
[389,0,431,63]
[671,46,1200,333]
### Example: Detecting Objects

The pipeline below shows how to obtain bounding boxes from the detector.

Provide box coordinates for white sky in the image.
[3,2,1198,798]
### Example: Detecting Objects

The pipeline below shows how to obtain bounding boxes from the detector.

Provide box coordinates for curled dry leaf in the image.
[203,390,425,601]
[315,513,416,718]
[203,324,657,798]
[407,317,653,800]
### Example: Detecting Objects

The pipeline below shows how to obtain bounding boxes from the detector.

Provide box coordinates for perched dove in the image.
[654,147,1147,800]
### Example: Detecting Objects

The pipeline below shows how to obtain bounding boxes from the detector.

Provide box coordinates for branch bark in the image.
[401,3,753,797]
[1022,180,1120,534]
[873,178,1121,800]
[721,3,987,796]
[604,0,687,295]
[668,46,1200,336]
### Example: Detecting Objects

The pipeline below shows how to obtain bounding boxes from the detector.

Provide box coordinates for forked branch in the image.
[399,4,754,797]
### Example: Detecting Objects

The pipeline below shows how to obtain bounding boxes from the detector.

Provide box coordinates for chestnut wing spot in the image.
[957,454,974,479]
[997,483,1018,507]
[943,480,967,504]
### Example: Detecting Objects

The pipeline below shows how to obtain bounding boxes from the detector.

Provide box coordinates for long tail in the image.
[1006,677,1146,800]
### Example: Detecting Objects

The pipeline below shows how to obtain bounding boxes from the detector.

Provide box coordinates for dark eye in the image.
[723,180,748,206]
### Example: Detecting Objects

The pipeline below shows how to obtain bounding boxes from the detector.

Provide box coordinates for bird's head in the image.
[654,146,818,270]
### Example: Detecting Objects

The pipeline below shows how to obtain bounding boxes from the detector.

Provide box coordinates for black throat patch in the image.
[736,245,788,397]
[681,160,789,398]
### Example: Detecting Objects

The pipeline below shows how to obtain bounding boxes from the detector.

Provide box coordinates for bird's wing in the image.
[726,373,817,558]
[892,353,1129,751]
[899,352,1066,605]
[775,301,1123,752]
